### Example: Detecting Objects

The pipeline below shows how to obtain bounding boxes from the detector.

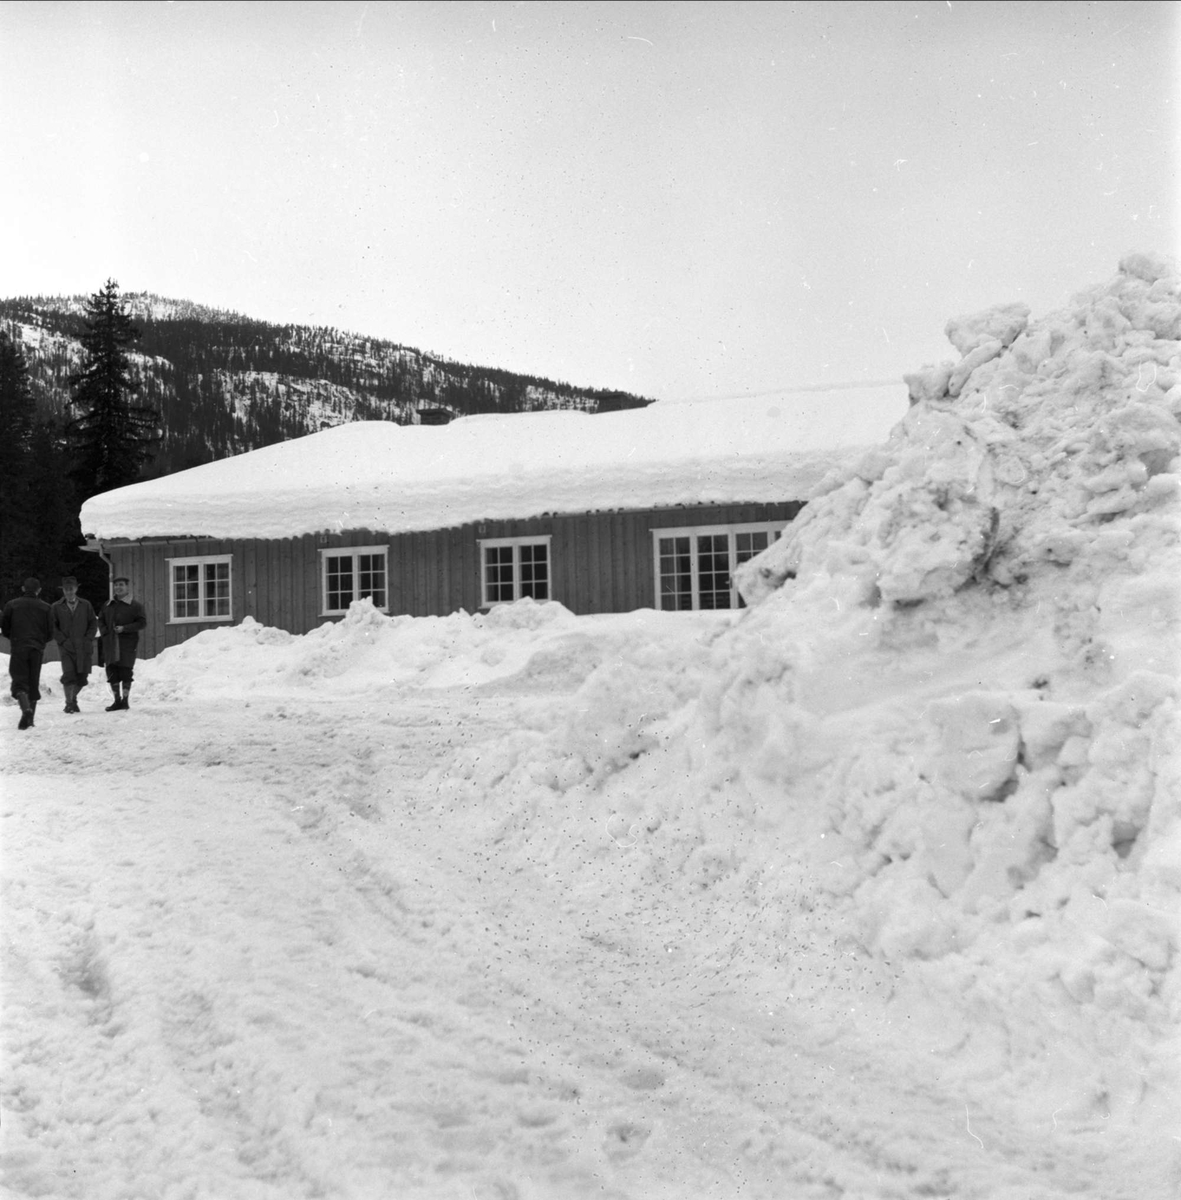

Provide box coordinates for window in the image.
[651,523,782,611]
[320,545,388,615]
[167,555,233,623]
[479,536,552,606]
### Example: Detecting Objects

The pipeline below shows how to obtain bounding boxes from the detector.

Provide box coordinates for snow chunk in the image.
[1119,251,1179,285]
[945,301,1030,356]
[926,692,1019,801]
[903,361,954,405]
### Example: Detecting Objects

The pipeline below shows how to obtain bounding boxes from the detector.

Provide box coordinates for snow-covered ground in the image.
[4,254,1180,1198]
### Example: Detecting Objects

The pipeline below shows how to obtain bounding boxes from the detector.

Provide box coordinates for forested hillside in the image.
[0,294,652,476]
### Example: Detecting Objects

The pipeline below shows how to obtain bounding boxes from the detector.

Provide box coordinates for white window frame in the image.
[319,545,390,616]
[650,522,783,611]
[167,554,234,624]
[479,535,553,607]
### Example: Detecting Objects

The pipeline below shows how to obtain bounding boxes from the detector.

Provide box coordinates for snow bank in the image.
[140,600,585,698]
[702,254,1181,1126]
[419,256,1180,1164]
[78,387,905,540]
[137,599,733,703]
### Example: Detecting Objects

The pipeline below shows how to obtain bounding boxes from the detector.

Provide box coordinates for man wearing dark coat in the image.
[50,576,99,714]
[1,577,53,730]
[98,576,147,711]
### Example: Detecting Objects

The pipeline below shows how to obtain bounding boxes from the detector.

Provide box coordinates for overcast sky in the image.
[2,1,1177,400]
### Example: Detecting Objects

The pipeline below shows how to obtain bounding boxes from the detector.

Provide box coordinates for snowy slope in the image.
[2,293,659,478]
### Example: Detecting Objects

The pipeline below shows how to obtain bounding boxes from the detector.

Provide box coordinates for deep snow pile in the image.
[143,599,726,704]
[721,254,1181,1107]
[428,256,1181,1152]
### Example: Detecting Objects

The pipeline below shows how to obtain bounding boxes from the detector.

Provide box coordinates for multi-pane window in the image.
[320,546,388,614]
[479,537,551,606]
[658,535,694,610]
[167,556,232,623]
[696,534,731,609]
[651,524,781,611]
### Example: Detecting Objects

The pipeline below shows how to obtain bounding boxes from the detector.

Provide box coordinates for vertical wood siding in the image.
[105,501,804,657]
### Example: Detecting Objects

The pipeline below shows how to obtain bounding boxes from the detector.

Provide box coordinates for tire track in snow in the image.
[2,686,1143,1198]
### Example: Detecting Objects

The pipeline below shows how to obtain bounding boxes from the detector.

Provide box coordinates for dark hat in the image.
[22,577,41,594]
[61,576,78,587]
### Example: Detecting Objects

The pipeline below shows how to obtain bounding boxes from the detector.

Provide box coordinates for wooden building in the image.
[94,501,802,659]
[81,391,903,659]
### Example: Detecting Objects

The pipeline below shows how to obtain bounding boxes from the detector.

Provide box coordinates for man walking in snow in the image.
[1,578,53,730]
[98,577,147,712]
[51,576,99,714]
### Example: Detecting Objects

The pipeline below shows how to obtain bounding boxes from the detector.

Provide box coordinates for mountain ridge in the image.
[0,292,655,478]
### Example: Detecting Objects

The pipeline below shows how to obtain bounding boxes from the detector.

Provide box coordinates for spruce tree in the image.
[0,329,39,600]
[0,331,96,602]
[67,280,161,498]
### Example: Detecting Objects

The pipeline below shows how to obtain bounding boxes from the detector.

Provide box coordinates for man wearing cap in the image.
[51,576,99,714]
[98,577,147,711]
[1,578,53,730]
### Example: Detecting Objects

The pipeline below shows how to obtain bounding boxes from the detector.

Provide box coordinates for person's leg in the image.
[61,648,79,712]
[26,650,43,704]
[24,651,44,725]
[105,664,123,711]
[12,650,33,727]
[11,648,30,699]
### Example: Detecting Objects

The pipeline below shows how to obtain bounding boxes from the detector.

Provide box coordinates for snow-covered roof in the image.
[81,386,906,540]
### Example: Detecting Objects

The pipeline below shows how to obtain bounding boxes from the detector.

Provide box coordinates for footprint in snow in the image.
[604,1120,651,1160]
[621,1065,665,1091]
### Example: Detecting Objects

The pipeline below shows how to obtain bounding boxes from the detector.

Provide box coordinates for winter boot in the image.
[105,685,123,712]
[64,684,79,714]
[16,691,32,730]
[28,701,36,727]
[121,685,131,711]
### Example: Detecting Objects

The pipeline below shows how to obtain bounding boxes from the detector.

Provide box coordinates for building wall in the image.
[103,501,803,659]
